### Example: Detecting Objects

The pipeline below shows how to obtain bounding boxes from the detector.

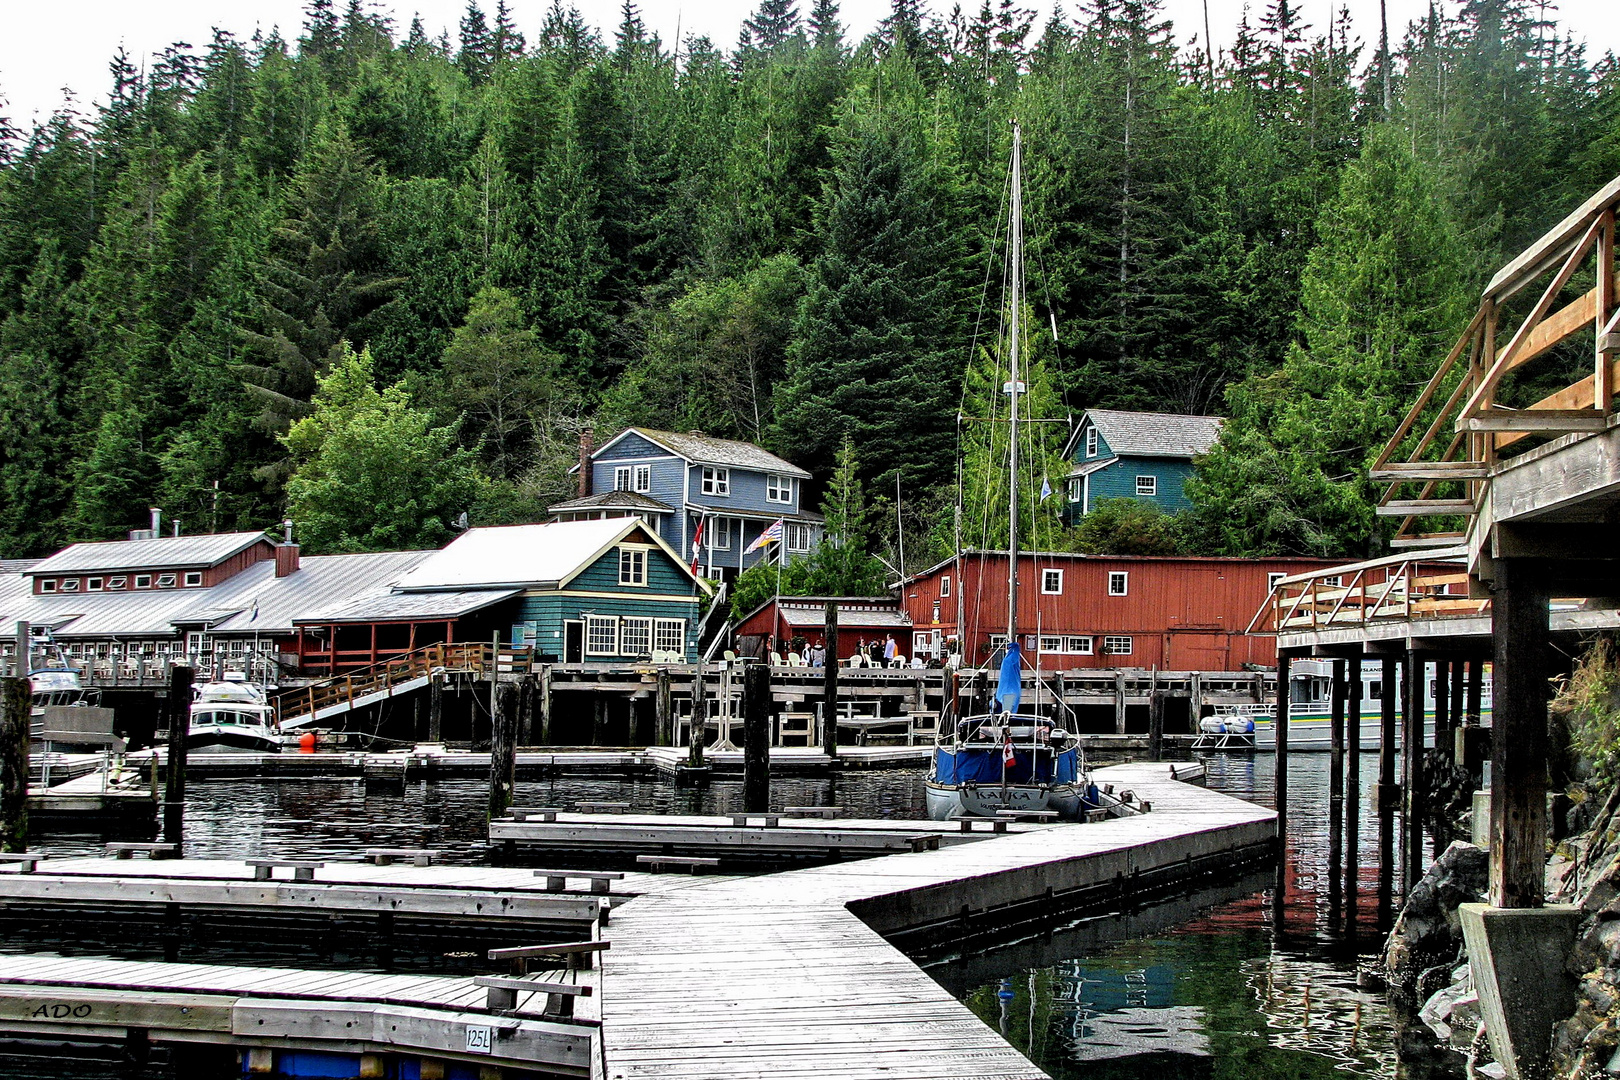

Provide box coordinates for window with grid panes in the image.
[585,616,619,656]
[621,617,653,655]
[654,619,685,657]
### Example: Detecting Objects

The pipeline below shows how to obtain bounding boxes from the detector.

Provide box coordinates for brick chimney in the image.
[577,426,594,499]
[276,519,300,577]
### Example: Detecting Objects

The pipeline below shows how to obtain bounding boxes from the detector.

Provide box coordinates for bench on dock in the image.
[365,848,437,867]
[532,870,624,895]
[107,842,179,860]
[782,806,842,819]
[575,801,631,813]
[729,814,780,827]
[472,975,592,1018]
[636,855,721,874]
[489,940,610,973]
[510,807,562,822]
[245,858,325,882]
[994,810,1061,823]
[951,816,1010,834]
[0,853,40,873]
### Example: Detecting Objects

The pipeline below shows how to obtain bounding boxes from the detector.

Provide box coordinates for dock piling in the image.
[518,674,535,746]
[1346,648,1363,938]
[489,682,518,822]
[743,663,771,812]
[539,665,553,745]
[1377,654,1398,930]
[1403,650,1425,893]
[823,602,839,759]
[162,665,194,851]
[0,676,27,851]
[1490,561,1551,908]
[429,673,443,743]
[1147,689,1165,761]
[687,666,707,769]
[655,669,673,747]
[1328,658,1346,928]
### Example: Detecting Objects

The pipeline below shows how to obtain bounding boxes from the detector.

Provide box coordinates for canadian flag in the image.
[1003,732,1016,767]
[689,515,706,576]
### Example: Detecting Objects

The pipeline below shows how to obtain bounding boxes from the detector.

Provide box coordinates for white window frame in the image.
[1041,569,1063,595]
[653,618,686,657]
[633,464,651,493]
[39,579,57,593]
[621,617,653,656]
[786,523,811,553]
[1108,571,1129,596]
[59,578,79,593]
[766,473,793,504]
[106,576,127,590]
[1268,572,1286,591]
[712,518,733,551]
[1322,575,1343,587]
[1104,635,1133,655]
[701,467,730,496]
[183,571,203,587]
[1039,635,1063,653]
[940,575,951,598]
[157,573,177,589]
[1066,635,1094,655]
[585,615,619,657]
[614,465,633,492]
[1085,427,1098,458]
[987,633,1009,650]
[1067,478,1082,502]
[86,577,103,592]
[134,574,152,589]
[618,546,648,587]
[1135,475,1157,497]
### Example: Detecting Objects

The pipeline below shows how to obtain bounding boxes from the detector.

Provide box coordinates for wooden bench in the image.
[365,848,436,867]
[245,859,325,882]
[532,870,625,895]
[728,814,780,827]
[575,801,631,813]
[472,975,592,1018]
[510,807,562,822]
[636,855,720,874]
[489,940,610,973]
[995,810,1061,823]
[782,806,842,819]
[0,853,40,873]
[107,842,179,860]
[951,816,1009,834]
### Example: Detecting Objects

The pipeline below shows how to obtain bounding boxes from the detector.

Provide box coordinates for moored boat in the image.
[188,672,280,753]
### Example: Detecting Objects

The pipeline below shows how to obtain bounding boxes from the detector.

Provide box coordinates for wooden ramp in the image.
[599,762,1274,1080]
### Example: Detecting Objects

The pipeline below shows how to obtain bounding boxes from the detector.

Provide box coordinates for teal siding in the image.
[1067,457,1197,523]
[510,539,701,659]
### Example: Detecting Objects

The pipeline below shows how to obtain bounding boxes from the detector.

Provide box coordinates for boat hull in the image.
[923,780,1086,822]
[187,725,280,754]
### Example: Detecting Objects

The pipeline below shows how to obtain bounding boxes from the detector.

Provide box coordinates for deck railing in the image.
[1248,548,1486,634]
[275,641,499,725]
[1371,175,1620,547]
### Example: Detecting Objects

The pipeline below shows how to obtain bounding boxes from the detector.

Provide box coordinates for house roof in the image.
[205,550,432,634]
[0,559,39,575]
[897,549,1346,587]
[28,531,270,575]
[736,596,911,630]
[1065,457,1118,480]
[599,427,812,480]
[298,588,522,625]
[778,607,912,629]
[1064,410,1224,460]
[392,519,709,594]
[547,491,676,514]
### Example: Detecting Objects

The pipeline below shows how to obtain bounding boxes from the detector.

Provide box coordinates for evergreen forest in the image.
[1,0,1617,566]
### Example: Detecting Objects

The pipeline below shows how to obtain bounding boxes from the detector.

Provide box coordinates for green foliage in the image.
[1556,638,1620,789]
[1070,498,1185,556]
[282,345,488,553]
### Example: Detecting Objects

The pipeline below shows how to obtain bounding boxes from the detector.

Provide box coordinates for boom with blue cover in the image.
[997,643,1022,714]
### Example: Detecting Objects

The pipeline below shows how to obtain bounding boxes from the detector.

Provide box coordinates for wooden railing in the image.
[1371,174,1620,546]
[275,642,502,725]
[1248,548,1486,634]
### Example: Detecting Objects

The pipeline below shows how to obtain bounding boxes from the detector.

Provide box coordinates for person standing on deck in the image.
[884,634,897,665]
[810,643,826,668]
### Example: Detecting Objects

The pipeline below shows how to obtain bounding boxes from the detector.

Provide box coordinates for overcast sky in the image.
[2,0,1616,127]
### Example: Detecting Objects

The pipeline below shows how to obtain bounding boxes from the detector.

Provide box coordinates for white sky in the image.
[2,0,1616,127]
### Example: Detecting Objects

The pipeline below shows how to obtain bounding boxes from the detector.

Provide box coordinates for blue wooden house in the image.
[555,428,823,581]
[1061,409,1223,522]
[378,519,709,663]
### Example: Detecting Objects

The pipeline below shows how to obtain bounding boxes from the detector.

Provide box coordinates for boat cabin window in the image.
[1369,680,1382,698]
[1107,572,1129,596]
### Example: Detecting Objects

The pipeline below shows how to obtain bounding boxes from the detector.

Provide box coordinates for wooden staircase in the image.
[276,642,499,728]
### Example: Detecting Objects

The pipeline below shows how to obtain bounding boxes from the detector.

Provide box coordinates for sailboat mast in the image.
[1006,121,1023,646]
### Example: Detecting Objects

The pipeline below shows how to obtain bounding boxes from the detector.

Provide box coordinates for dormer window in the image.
[134,575,152,589]
[614,466,632,492]
[106,577,126,590]
[38,579,56,594]
[1085,426,1098,458]
[183,572,203,587]
[702,467,729,496]
[156,573,177,589]
[766,474,793,504]
[618,546,647,586]
[634,464,651,493]
[86,577,103,592]
[59,578,80,593]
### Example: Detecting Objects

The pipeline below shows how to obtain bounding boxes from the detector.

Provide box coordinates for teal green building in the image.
[1062,409,1223,523]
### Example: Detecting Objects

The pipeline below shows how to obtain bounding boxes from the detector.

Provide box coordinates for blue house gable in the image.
[569,427,824,582]
[1062,409,1223,521]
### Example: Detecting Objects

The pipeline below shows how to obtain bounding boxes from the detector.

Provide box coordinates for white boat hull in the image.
[924,781,1085,822]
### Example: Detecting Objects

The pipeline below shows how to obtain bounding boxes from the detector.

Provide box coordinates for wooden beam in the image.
[1485,173,1620,301]
[1598,214,1615,413]
[1461,410,1608,432]
[1376,499,1478,515]
[1494,360,1620,449]
[1388,534,1467,549]
[1369,462,1491,481]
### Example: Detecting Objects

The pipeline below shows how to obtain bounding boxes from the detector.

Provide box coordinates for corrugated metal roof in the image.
[616,428,811,479]
[548,491,675,513]
[299,588,522,624]
[779,608,912,628]
[1084,410,1223,459]
[29,531,269,574]
[0,559,39,574]
[394,520,669,592]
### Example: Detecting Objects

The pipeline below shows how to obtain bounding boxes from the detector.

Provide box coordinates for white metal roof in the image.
[28,531,270,575]
[393,519,707,593]
[299,588,522,624]
[596,427,812,479]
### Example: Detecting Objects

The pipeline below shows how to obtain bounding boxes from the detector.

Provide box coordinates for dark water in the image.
[7,755,1411,1078]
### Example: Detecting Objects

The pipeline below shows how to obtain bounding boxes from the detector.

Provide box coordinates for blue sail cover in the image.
[931,744,1080,785]
[997,642,1022,714]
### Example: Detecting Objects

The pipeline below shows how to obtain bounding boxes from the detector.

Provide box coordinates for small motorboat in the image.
[188,672,280,754]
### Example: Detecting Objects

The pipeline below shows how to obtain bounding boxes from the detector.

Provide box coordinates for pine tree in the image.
[441,285,561,479]
[492,0,527,62]
[301,0,341,56]
[459,3,494,83]
[808,0,843,51]
[745,0,802,51]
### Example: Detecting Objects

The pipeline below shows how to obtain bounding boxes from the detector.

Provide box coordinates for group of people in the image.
[761,633,959,670]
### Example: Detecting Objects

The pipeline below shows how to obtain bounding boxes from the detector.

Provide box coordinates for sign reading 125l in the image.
[465,1024,494,1054]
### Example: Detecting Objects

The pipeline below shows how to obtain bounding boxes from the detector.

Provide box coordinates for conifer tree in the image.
[459,3,495,83]
[745,0,802,51]
[808,0,843,51]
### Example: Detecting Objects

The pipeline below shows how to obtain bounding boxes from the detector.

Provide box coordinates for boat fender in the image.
[298,731,317,753]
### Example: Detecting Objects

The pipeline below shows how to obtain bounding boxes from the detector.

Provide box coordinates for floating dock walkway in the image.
[0,762,1274,1079]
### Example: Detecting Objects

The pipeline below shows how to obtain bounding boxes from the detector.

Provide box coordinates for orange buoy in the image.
[298,732,317,753]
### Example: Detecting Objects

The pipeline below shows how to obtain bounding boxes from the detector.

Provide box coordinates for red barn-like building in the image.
[898,550,1343,670]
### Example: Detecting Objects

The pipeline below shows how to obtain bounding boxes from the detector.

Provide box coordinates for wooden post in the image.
[428,673,443,743]
[0,677,28,851]
[1346,648,1364,934]
[1377,654,1399,930]
[1466,657,1484,726]
[655,669,673,747]
[1490,561,1550,909]
[488,682,518,822]
[1328,658,1346,926]
[1402,651,1426,892]
[162,665,195,852]
[1433,660,1453,774]
[743,663,771,812]
[518,675,535,746]
[822,602,839,760]
[1449,654,1466,752]
[538,666,553,745]
[1147,690,1165,761]
[592,697,609,746]
[688,665,707,767]
[1114,672,1128,735]
[1274,653,1290,835]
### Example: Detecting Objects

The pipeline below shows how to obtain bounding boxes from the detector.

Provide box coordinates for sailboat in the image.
[923,123,1099,823]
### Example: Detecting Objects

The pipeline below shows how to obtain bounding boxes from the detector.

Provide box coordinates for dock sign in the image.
[466,1024,494,1054]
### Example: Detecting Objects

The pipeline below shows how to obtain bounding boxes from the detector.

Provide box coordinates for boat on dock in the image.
[188,672,281,754]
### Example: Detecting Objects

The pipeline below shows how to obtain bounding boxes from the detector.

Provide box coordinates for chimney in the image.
[150,507,162,536]
[276,520,300,578]
[577,426,594,499]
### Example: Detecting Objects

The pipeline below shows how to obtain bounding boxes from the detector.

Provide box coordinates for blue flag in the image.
[997,642,1022,714]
